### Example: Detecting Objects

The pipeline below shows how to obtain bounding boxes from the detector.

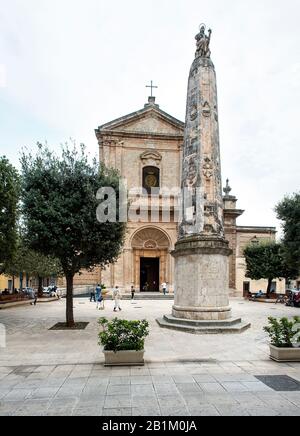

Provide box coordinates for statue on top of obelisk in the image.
[195,24,212,58]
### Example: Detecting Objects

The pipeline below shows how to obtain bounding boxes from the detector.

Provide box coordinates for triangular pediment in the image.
[114,112,182,135]
[98,105,184,137]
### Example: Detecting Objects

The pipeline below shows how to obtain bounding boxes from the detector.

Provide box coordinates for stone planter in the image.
[103,350,145,367]
[270,345,300,362]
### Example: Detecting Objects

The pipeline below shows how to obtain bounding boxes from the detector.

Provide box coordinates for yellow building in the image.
[0,275,59,294]
[0,275,21,293]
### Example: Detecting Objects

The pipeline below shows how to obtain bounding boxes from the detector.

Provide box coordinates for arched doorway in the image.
[131,227,171,292]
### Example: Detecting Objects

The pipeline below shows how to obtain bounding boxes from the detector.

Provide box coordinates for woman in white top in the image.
[112,286,122,312]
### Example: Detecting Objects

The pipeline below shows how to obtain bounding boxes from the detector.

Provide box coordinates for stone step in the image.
[156,317,251,335]
[75,293,174,300]
[122,294,174,301]
[163,314,242,327]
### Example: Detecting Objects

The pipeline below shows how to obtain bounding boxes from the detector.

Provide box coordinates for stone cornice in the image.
[96,129,184,141]
[223,209,245,218]
[237,226,276,234]
[172,236,232,257]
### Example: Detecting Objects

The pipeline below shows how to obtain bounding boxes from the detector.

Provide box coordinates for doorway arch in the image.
[131,227,171,292]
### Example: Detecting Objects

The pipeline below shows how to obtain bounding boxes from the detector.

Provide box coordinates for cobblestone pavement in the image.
[0,298,300,416]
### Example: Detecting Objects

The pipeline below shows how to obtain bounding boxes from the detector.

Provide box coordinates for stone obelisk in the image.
[157,26,250,333]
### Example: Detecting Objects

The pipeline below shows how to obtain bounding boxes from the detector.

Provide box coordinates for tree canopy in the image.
[0,157,20,264]
[276,192,300,277]
[244,241,297,295]
[2,243,62,295]
[21,143,126,326]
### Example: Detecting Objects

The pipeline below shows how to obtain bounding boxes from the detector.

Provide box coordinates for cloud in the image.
[0,0,299,230]
[0,64,6,88]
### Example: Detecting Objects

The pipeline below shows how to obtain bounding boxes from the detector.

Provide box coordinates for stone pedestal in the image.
[157,236,251,333]
[172,236,232,321]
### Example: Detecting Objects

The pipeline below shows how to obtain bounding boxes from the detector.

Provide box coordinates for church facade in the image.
[94,96,285,296]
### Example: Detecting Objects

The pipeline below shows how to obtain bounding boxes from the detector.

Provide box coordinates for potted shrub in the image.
[98,318,149,366]
[264,316,300,362]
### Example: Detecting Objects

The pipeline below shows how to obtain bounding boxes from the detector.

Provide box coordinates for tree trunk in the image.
[19,273,23,292]
[267,278,273,298]
[66,273,75,328]
[38,276,43,298]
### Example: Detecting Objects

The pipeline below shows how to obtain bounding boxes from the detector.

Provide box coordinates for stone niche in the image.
[140,150,162,167]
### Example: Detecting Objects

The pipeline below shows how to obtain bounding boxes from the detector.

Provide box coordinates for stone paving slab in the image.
[102,408,132,416]
[1,298,300,415]
[131,385,156,397]
[215,404,250,416]
[1,364,300,416]
[188,405,220,416]
[0,298,299,366]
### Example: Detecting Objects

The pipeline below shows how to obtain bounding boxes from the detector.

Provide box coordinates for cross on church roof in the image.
[146,80,158,98]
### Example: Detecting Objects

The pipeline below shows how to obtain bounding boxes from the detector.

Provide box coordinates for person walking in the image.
[162,282,167,296]
[29,288,37,306]
[112,286,122,312]
[131,286,135,301]
[90,287,96,303]
[96,285,105,310]
[95,284,102,309]
[51,286,59,299]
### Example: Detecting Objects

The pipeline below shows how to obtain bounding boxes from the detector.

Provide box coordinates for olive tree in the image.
[21,143,126,326]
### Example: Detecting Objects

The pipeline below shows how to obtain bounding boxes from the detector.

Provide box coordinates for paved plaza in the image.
[0,298,300,416]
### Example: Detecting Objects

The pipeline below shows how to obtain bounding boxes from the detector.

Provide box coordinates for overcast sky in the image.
[0,0,299,231]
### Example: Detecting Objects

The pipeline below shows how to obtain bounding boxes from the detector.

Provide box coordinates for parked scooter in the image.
[286,290,300,308]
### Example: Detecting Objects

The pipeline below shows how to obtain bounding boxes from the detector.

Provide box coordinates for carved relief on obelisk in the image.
[179,25,224,239]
